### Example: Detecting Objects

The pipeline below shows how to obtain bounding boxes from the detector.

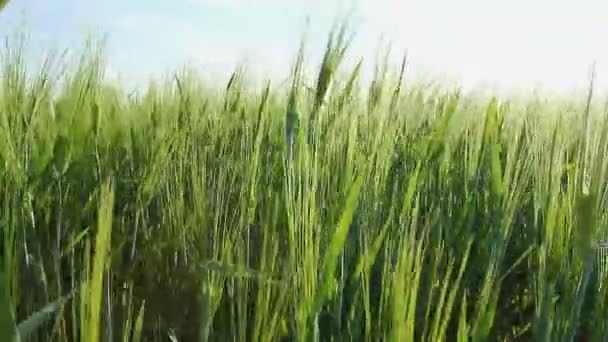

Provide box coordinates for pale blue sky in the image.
[0,0,607,95]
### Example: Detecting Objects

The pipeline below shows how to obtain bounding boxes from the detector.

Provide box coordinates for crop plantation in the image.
[1,24,608,341]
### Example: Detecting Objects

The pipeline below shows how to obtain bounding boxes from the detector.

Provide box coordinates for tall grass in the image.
[1,24,608,341]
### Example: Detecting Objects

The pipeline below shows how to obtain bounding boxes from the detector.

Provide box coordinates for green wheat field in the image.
[2,21,608,341]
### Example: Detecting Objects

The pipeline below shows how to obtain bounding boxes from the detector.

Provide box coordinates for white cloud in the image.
[187,0,349,14]
[353,0,608,93]
[109,0,608,94]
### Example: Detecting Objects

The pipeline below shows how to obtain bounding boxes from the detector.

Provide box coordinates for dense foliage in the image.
[1,27,608,341]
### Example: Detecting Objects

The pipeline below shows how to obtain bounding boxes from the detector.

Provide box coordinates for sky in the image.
[0,0,606,95]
